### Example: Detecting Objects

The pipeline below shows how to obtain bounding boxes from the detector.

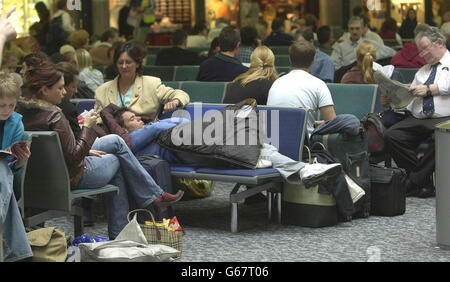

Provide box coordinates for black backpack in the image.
[361,113,386,164]
[46,16,69,55]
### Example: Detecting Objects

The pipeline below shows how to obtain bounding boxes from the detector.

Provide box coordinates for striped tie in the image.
[422,63,439,117]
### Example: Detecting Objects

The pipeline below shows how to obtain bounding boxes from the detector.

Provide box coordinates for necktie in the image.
[422,63,439,117]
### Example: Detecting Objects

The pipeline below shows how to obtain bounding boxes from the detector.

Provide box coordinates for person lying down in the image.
[100,101,342,188]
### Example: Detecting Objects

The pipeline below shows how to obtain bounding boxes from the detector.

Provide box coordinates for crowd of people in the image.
[1,1,450,262]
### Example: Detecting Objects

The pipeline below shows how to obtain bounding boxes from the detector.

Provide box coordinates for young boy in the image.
[0,71,32,262]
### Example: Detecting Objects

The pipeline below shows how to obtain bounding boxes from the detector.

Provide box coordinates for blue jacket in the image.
[1,112,26,172]
[130,117,188,163]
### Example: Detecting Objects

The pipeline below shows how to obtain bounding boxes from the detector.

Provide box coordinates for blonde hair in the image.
[233,46,278,86]
[0,71,20,100]
[75,49,93,72]
[356,40,377,84]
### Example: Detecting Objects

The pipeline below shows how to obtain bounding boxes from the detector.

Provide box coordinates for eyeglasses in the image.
[418,43,435,57]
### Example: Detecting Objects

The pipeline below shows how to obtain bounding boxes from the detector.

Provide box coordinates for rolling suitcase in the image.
[310,128,371,218]
[138,155,175,220]
[370,164,407,216]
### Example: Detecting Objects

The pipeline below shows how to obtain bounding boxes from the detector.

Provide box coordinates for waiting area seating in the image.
[326,83,378,119]
[396,68,419,84]
[71,82,379,121]
[139,65,292,82]
[22,131,119,237]
[69,99,309,232]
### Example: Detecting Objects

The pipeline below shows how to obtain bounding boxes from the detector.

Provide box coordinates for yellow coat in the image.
[94,75,190,123]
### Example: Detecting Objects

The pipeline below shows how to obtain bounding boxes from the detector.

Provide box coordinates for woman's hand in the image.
[11,142,31,169]
[89,150,106,157]
[83,111,99,128]
[163,99,180,114]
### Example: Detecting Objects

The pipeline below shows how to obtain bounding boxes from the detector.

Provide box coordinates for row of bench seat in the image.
[95,65,292,81]
[75,82,379,120]
[21,104,309,233]
[95,64,418,86]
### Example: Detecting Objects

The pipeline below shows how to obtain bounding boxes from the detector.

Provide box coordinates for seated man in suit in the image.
[197,27,248,82]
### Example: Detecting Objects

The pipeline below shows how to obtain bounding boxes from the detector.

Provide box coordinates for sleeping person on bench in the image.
[99,101,343,188]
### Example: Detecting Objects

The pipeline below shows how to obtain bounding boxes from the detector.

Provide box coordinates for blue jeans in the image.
[0,160,33,262]
[75,135,163,238]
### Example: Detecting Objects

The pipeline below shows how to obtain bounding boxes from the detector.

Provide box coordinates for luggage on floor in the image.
[310,128,371,218]
[281,182,338,228]
[370,164,407,216]
[138,155,175,220]
[361,112,387,164]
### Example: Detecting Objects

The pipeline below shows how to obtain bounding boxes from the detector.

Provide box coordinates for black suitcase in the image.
[370,164,407,216]
[138,155,175,220]
[310,128,371,218]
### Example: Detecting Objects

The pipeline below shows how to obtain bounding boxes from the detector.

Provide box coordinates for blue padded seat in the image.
[195,167,279,177]
[169,165,198,173]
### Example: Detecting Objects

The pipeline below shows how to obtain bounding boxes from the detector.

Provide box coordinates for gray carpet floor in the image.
[46,181,450,262]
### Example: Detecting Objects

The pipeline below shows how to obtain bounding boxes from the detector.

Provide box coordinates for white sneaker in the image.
[299,163,342,188]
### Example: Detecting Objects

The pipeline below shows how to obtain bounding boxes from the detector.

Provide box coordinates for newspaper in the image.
[373,71,413,111]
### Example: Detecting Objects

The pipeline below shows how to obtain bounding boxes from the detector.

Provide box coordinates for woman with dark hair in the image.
[378,17,403,46]
[17,58,184,239]
[94,41,189,122]
[399,8,418,39]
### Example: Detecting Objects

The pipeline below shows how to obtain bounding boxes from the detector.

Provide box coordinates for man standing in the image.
[267,40,336,136]
[197,27,248,81]
[385,27,450,198]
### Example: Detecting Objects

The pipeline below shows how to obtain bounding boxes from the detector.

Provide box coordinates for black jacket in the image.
[197,53,248,82]
[155,47,200,66]
[223,79,273,105]
[157,98,263,168]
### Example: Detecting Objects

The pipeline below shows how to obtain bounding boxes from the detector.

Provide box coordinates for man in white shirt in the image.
[385,26,450,198]
[338,15,384,46]
[267,40,336,136]
[331,17,396,70]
